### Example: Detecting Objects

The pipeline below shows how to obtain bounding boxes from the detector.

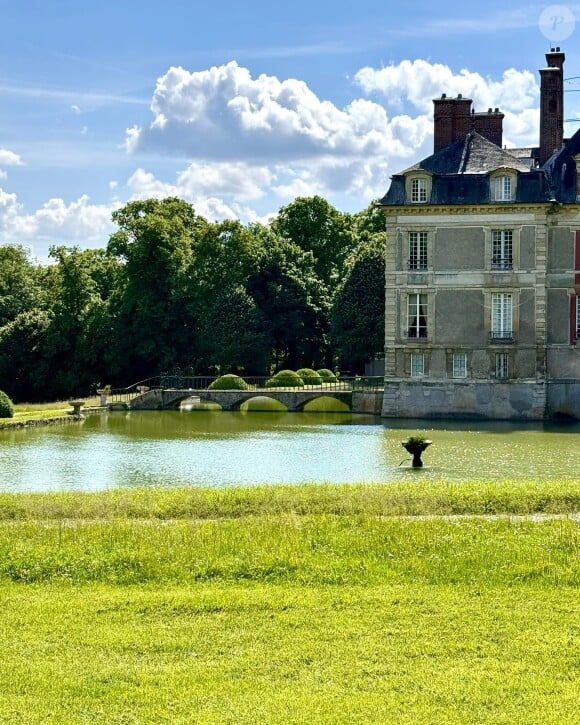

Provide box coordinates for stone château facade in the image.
[378,48,580,420]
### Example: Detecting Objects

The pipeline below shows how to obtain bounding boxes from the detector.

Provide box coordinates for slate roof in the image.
[400,131,532,175]
[379,130,556,206]
[542,127,580,203]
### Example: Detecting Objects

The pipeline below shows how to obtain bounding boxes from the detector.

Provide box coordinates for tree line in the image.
[0,196,385,402]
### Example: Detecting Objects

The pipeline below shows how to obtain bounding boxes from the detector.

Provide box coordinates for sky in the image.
[1,0,579,259]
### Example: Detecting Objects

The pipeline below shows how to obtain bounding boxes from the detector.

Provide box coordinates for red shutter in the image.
[575,231,580,285]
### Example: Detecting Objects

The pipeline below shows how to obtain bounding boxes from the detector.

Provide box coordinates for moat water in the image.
[0,410,579,492]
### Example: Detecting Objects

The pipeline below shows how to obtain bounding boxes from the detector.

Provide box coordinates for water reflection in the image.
[0,410,578,492]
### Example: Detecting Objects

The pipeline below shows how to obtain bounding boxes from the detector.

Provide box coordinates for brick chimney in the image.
[473,108,504,147]
[433,94,473,152]
[539,47,565,165]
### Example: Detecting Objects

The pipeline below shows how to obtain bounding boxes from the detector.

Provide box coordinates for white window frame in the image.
[410,353,425,377]
[411,178,428,203]
[407,293,428,338]
[492,230,513,269]
[409,232,428,270]
[494,175,513,201]
[491,293,513,340]
[495,353,509,379]
[452,353,468,379]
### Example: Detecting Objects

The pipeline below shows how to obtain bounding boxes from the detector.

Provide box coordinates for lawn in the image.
[0,484,578,723]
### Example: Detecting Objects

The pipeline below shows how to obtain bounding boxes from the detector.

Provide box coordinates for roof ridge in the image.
[458,131,473,174]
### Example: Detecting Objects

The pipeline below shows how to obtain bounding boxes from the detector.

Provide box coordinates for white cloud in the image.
[354,59,539,116]
[125,61,431,163]
[0,149,23,166]
[0,189,118,258]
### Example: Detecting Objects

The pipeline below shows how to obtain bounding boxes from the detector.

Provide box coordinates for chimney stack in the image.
[433,96,505,151]
[539,47,565,165]
[472,107,504,147]
[433,95,473,152]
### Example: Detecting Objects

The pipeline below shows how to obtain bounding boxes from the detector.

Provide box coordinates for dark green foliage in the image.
[265,370,305,388]
[296,368,323,385]
[330,236,385,374]
[0,195,387,399]
[272,196,355,286]
[0,245,44,329]
[0,390,14,418]
[208,374,249,391]
[0,309,52,402]
[317,368,338,382]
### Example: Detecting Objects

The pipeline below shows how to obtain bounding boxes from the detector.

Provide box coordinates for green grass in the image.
[0,582,577,724]
[0,480,578,521]
[0,397,103,425]
[0,484,578,722]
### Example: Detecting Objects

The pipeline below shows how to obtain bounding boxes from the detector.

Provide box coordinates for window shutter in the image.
[571,294,578,344]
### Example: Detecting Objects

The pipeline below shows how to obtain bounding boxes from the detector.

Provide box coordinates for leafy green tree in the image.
[0,245,43,328]
[107,197,202,379]
[247,231,330,371]
[0,309,52,401]
[271,196,354,286]
[330,236,385,374]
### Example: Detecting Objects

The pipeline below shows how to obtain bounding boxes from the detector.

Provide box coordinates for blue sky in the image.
[1,0,579,258]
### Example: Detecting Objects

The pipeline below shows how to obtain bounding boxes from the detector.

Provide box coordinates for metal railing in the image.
[108,374,386,402]
[490,331,515,342]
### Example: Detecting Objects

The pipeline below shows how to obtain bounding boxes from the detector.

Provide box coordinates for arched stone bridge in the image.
[129,387,355,412]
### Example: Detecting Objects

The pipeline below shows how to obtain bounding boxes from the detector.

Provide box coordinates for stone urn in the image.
[401,435,432,468]
[68,400,86,417]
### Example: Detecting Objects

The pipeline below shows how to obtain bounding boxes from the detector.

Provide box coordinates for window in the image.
[408,294,428,338]
[491,293,513,340]
[409,232,428,270]
[410,353,425,377]
[576,296,580,340]
[411,178,428,203]
[494,176,513,201]
[495,353,509,379]
[452,353,467,378]
[492,230,513,269]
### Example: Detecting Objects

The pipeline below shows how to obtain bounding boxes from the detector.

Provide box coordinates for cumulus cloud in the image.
[0,148,23,166]
[354,59,539,115]
[0,189,117,258]
[125,61,431,163]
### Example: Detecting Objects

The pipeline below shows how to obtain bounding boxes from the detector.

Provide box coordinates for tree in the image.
[330,236,385,374]
[0,245,43,328]
[107,198,201,379]
[247,230,330,371]
[0,309,52,401]
[271,196,354,287]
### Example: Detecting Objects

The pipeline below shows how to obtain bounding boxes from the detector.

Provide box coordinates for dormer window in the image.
[406,174,431,204]
[411,178,427,202]
[495,176,512,200]
[490,171,516,202]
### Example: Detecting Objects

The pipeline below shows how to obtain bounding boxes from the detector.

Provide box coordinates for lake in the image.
[1,410,579,492]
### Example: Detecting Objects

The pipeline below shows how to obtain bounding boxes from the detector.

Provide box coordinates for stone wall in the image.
[381,380,546,420]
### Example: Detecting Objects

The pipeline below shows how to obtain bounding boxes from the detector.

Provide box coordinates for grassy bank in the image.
[0,484,578,723]
[1,479,579,520]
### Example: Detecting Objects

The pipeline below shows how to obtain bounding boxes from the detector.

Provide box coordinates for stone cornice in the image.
[379,204,563,216]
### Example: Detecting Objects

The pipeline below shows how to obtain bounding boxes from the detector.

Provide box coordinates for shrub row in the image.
[207,369,339,391]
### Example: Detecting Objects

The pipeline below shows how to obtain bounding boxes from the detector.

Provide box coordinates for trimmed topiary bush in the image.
[0,390,14,418]
[208,374,249,391]
[316,368,338,383]
[296,368,323,385]
[265,370,305,388]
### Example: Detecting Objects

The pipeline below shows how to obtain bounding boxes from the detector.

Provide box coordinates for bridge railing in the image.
[108,375,385,401]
